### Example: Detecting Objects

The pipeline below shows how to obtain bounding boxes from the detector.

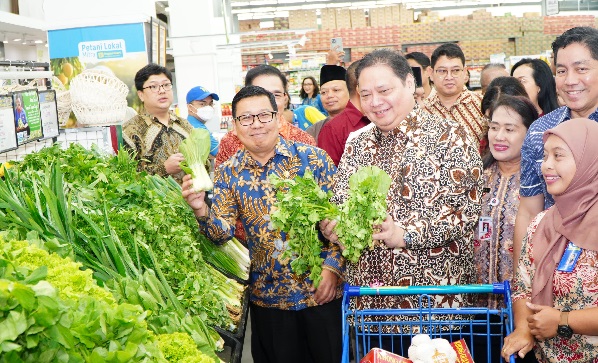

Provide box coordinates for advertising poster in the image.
[0,95,17,153]
[39,90,60,139]
[48,23,148,128]
[13,90,42,146]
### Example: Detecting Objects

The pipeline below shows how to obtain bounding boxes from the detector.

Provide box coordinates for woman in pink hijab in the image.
[502,118,598,362]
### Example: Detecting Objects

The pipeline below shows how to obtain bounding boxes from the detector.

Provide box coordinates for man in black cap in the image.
[306,63,349,142]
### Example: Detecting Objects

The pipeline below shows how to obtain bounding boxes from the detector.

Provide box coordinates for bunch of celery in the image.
[179,129,213,192]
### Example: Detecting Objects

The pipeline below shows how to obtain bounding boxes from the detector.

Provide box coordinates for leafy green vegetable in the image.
[335,166,391,263]
[157,333,215,363]
[179,129,213,192]
[269,170,339,287]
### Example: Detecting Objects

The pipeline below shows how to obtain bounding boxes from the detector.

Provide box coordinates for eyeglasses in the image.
[142,83,173,93]
[434,68,464,78]
[234,111,277,126]
[271,92,285,100]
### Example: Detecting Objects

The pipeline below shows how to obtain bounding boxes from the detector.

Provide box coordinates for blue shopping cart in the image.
[341,282,516,363]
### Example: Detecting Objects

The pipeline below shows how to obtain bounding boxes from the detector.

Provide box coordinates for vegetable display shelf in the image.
[216,287,250,363]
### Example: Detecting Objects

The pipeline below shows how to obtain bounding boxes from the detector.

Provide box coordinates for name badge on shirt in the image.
[557,241,582,273]
[478,216,492,241]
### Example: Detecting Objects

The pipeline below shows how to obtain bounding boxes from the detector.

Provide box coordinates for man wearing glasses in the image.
[182,85,343,363]
[122,63,193,184]
[424,43,485,153]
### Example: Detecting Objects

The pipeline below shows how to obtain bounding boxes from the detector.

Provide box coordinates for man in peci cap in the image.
[306,64,349,143]
[186,86,220,157]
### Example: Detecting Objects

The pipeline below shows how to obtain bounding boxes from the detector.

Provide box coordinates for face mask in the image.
[193,105,215,121]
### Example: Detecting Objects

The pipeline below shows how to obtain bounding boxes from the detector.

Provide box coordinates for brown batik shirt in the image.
[122,112,194,184]
[332,105,483,313]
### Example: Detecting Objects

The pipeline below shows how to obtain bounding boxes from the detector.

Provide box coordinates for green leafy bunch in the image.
[0,238,168,363]
[269,170,339,287]
[336,166,391,263]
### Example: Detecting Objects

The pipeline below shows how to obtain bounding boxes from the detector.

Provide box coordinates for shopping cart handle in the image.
[344,282,510,296]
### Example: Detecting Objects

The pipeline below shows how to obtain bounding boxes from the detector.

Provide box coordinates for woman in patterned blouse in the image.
[474,95,538,308]
[502,118,598,363]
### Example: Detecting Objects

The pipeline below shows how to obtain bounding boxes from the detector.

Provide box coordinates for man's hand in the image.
[372,215,405,249]
[311,268,338,305]
[526,302,560,341]
[319,219,344,249]
[181,174,208,218]
[165,152,184,175]
[326,50,345,66]
[501,327,535,361]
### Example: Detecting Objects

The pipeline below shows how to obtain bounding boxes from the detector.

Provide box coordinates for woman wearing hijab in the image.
[501,118,598,362]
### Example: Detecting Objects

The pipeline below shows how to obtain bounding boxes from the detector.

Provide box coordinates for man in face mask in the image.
[186,86,220,156]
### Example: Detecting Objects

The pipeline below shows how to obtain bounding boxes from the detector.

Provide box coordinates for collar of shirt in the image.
[142,111,180,127]
[426,86,474,109]
[235,136,292,170]
[561,106,598,122]
[372,104,418,145]
[344,100,370,127]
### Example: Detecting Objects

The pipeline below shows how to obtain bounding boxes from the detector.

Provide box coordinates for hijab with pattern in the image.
[531,118,598,305]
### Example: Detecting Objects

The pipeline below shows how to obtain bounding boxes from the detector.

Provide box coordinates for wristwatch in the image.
[557,309,573,339]
[403,231,413,248]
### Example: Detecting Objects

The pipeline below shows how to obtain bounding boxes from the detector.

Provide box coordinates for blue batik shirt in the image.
[520,106,598,209]
[197,137,344,310]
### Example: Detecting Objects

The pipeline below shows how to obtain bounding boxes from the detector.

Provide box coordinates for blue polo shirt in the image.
[520,106,598,209]
[187,115,219,157]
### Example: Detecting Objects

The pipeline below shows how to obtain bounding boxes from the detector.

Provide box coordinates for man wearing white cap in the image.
[186,86,220,157]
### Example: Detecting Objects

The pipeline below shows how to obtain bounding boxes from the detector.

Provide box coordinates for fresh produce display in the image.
[0,144,251,361]
[269,166,391,282]
[179,129,214,192]
[269,169,339,287]
[335,166,392,263]
[0,235,214,363]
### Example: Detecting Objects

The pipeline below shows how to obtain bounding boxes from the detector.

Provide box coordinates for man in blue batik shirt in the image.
[182,85,344,363]
[186,86,220,157]
[513,26,598,270]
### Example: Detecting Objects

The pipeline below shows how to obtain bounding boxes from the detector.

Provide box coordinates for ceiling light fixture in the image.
[34,40,43,44]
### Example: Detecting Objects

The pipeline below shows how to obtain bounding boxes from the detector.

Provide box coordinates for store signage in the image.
[79,40,126,62]
[0,95,18,153]
[39,90,60,140]
[12,90,42,146]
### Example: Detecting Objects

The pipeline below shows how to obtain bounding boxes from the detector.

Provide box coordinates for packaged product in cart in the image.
[450,339,475,363]
[360,348,412,363]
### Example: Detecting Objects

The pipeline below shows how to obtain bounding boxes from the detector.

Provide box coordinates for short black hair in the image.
[430,43,465,68]
[483,95,538,168]
[356,49,413,85]
[346,60,361,97]
[232,85,277,118]
[481,76,528,116]
[405,52,431,69]
[135,63,172,91]
[552,26,598,64]
[244,65,288,92]
[511,58,559,115]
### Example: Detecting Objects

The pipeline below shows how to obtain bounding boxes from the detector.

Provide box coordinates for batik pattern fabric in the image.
[122,112,193,184]
[512,211,598,363]
[198,137,344,310]
[332,105,482,322]
[473,163,520,309]
[423,87,485,152]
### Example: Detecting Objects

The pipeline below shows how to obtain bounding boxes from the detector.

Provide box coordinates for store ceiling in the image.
[231,0,543,19]
[0,12,47,44]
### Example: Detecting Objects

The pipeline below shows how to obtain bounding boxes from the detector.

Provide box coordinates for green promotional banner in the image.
[14,90,42,145]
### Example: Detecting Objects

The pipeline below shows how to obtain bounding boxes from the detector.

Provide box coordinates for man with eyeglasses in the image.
[424,43,485,153]
[122,63,193,184]
[182,85,343,363]
[215,65,315,168]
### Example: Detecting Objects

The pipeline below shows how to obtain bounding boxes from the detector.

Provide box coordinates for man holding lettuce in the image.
[182,85,344,363]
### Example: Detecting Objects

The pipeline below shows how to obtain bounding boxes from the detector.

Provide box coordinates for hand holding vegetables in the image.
[179,129,213,192]
[372,215,406,249]
[182,174,209,218]
[165,152,184,175]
